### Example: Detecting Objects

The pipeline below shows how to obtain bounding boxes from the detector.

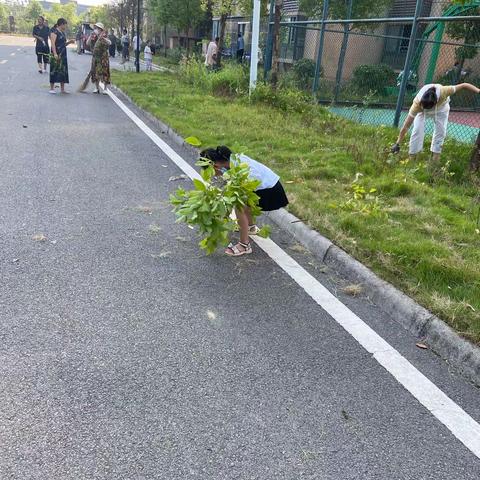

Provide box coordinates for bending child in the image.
[200,146,289,257]
[392,82,479,161]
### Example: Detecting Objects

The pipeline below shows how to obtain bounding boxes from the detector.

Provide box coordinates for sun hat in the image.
[94,22,105,30]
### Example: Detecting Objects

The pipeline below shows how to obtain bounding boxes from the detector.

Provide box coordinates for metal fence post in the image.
[424,22,445,84]
[312,0,329,95]
[264,0,276,79]
[333,0,353,102]
[249,0,262,93]
[393,0,424,127]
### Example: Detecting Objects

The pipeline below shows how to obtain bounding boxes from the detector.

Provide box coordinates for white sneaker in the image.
[49,89,56,94]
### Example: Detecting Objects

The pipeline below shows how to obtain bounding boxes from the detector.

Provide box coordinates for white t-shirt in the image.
[205,41,217,66]
[144,45,152,60]
[132,36,142,50]
[235,154,280,190]
[409,83,456,117]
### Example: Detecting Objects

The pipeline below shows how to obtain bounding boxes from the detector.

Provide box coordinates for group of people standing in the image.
[33,16,75,94]
[32,16,112,95]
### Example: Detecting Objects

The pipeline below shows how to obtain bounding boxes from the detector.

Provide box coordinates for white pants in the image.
[409,105,450,155]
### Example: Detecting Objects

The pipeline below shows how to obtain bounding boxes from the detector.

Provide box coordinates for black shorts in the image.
[256,181,289,212]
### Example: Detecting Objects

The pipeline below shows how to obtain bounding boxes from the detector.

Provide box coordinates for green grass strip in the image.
[112,69,480,344]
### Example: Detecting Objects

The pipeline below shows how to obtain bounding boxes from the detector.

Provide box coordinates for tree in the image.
[446,4,480,82]
[270,0,283,87]
[201,0,237,66]
[149,0,204,54]
[471,130,480,172]
[148,0,175,54]
[50,2,80,31]
[299,0,393,20]
[201,0,267,66]
[87,5,110,27]
[24,0,44,24]
[0,3,8,27]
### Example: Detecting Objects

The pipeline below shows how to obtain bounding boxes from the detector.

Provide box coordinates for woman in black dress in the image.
[49,18,74,94]
[32,16,49,74]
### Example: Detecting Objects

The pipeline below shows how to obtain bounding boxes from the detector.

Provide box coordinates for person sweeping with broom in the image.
[78,22,111,94]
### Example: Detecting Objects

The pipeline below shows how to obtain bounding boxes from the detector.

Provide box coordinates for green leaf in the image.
[185,136,202,147]
[257,225,271,239]
[193,179,206,191]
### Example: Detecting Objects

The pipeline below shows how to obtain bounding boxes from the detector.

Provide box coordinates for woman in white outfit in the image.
[392,82,479,161]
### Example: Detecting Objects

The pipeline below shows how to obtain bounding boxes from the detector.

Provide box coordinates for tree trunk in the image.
[216,13,228,68]
[131,2,135,40]
[334,0,353,102]
[470,130,480,172]
[270,0,283,88]
[164,24,167,57]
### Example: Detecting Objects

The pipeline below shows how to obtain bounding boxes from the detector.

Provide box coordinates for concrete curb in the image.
[267,209,480,387]
[110,84,480,388]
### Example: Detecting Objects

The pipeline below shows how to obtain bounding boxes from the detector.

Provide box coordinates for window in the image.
[238,22,248,37]
[213,20,220,39]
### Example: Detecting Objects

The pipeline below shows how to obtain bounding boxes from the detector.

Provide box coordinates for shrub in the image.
[179,58,248,97]
[167,47,187,64]
[292,58,317,89]
[209,63,249,97]
[179,56,209,90]
[352,64,396,95]
[249,82,312,114]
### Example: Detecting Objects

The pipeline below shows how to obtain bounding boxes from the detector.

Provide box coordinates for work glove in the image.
[391,143,400,154]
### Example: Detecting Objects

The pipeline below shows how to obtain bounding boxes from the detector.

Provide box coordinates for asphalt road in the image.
[1,36,480,480]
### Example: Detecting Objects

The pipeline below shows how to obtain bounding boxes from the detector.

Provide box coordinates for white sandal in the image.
[225,242,252,257]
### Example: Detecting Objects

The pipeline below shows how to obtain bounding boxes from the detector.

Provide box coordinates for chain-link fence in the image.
[265,0,480,145]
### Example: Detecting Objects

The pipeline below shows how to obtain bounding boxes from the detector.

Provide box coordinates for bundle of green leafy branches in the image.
[170,157,268,254]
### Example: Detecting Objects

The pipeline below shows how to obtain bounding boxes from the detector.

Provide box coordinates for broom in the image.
[77,71,92,92]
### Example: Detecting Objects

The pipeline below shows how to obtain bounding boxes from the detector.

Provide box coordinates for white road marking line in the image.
[0,60,7,64]
[105,87,480,460]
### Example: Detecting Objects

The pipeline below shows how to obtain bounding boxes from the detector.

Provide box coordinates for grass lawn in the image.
[112,70,480,344]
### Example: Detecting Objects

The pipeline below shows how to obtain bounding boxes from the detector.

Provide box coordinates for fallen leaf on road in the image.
[148,224,161,234]
[342,284,364,297]
[169,174,189,182]
[289,243,307,254]
[150,251,171,259]
[133,206,153,214]
[416,342,428,350]
[12,258,19,263]
[32,234,47,242]
[341,409,350,420]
